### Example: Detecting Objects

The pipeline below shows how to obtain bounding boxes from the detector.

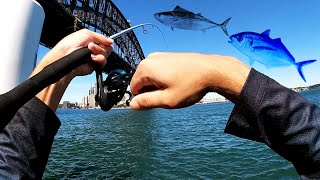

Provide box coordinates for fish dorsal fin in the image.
[173,6,190,13]
[261,29,271,37]
[273,38,282,44]
[197,13,202,16]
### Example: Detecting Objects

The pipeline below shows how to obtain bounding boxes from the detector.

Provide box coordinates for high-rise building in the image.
[62,101,76,108]
[88,84,98,108]
[82,96,89,108]
[62,101,71,108]
[81,84,98,108]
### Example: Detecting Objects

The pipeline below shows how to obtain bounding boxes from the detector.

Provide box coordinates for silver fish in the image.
[154,6,231,36]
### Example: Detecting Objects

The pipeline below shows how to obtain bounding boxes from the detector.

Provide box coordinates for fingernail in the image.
[130,99,139,109]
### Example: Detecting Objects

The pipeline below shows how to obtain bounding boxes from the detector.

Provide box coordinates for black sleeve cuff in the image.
[0,97,61,179]
[224,68,269,143]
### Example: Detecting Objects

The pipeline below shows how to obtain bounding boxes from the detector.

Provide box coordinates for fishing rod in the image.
[0,23,161,131]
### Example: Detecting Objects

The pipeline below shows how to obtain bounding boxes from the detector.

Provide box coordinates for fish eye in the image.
[236,36,243,42]
[249,39,253,46]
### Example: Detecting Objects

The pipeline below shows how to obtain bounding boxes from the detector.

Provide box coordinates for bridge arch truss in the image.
[57,0,145,68]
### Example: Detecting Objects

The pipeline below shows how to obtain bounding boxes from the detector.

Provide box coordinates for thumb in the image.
[130,90,167,110]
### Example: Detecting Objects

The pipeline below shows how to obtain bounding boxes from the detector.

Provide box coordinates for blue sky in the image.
[37,0,320,103]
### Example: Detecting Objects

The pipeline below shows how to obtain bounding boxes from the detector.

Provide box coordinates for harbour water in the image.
[43,89,320,179]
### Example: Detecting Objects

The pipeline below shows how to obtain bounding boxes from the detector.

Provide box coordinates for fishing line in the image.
[110,23,168,49]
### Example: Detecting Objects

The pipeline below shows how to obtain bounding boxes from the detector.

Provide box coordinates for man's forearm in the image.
[30,47,75,111]
[35,75,73,111]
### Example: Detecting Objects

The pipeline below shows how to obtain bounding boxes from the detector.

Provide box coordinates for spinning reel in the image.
[95,68,133,111]
[92,23,166,111]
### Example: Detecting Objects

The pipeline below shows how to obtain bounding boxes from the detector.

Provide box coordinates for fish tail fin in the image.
[296,59,317,82]
[219,18,231,36]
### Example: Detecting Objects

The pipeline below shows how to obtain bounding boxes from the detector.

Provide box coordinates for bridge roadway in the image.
[35,0,145,73]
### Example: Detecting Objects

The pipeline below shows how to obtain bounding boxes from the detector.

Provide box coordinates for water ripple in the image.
[41,92,317,179]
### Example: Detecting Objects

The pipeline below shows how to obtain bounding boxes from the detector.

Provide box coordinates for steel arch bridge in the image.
[37,0,145,70]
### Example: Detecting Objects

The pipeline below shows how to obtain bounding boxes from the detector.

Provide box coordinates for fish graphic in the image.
[228,29,317,82]
[154,6,231,36]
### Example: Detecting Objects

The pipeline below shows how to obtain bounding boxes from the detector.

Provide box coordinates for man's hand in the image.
[31,29,113,111]
[31,29,113,78]
[129,52,250,110]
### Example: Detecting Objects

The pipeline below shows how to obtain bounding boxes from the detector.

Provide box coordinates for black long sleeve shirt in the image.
[225,68,320,179]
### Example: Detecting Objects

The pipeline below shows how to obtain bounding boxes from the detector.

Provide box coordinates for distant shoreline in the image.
[60,86,320,110]
[59,102,232,110]
[291,84,320,92]
[58,106,131,110]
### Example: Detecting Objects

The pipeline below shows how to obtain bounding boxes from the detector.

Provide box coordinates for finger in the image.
[130,90,168,110]
[73,64,95,76]
[91,54,107,66]
[84,29,113,45]
[130,61,152,94]
[130,72,158,95]
[88,42,112,58]
[88,42,106,54]
[99,43,113,57]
